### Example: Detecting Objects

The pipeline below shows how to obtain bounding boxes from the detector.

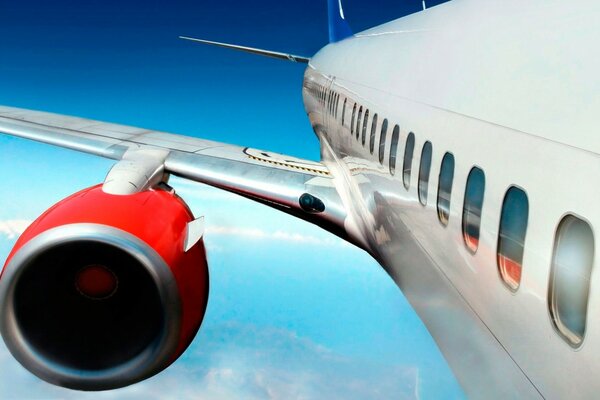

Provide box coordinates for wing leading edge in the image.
[0,106,354,246]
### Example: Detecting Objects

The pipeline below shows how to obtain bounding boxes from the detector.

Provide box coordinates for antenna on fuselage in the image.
[422,1,427,10]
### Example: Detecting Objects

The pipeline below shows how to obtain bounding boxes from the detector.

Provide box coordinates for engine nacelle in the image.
[0,185,209,391]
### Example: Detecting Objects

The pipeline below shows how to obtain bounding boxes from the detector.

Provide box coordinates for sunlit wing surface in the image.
[0,106,349,243]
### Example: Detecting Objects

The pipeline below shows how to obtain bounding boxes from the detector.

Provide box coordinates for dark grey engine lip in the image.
[0,223,182,391]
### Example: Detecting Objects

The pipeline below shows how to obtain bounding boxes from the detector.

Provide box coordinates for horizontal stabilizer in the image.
[179,36,310,63]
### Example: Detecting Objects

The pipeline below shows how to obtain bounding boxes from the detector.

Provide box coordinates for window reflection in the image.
[418,141,432,205]
[351,104,357,136]
[403,132,415,189]
[437,153,455,226]
[378,119,388,164]
[389,125,400,175]
[369,114,378,155]
[362,110,369,146]
[462,167,485,252]
[549,215,595,347]
[356,106,363,140]
[497,187,529,290]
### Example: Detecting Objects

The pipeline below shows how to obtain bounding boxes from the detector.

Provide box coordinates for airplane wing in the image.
[0,105,353,245]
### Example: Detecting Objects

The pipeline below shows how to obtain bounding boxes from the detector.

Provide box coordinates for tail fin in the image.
[327,0,353,42]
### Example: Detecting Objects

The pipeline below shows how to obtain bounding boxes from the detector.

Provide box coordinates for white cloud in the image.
[170,178,244,202]
[0,220,32,239]
[0,322,420,400]
[205,226,349,247]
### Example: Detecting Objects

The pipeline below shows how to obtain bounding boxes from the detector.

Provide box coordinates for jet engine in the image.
[0,184,209,391]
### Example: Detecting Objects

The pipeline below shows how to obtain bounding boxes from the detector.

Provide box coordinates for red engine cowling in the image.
[0,184,209,391]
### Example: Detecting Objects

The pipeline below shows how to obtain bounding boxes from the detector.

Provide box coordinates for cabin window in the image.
[332,92,336,115]
[549,215,595,347]
[356,106,363,140]
[342,98,347,126]
[462,167,485,253]
[330,92,334,114]
[369,114,378,155]
[351,104,357,135]
[335,94,340,118]
[389,125,400,175]
[497,187,529,291]
[403,132,415,189]
[329,92,337,116]
[437,152,455,226]
[362,109,370,146]
[418,141,433,205]
[378,119,388,164]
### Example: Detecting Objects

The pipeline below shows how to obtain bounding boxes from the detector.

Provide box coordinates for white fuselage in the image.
[303,0,600,398]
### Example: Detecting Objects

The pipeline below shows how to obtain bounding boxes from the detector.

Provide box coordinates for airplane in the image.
[0,0,598,398]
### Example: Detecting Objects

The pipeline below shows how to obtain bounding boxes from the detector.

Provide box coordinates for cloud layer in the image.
[0,220,30,240]
[205,226,349,247]
[0,322,419,400]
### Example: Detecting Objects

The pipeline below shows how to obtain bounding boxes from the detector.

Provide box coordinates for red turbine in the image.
[0,184,209,390]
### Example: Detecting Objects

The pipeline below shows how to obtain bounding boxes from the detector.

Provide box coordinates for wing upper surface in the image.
[0,105,352,245]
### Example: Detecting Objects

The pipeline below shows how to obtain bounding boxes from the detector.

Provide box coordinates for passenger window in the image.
[418,141,433,205]
[403,132,415,189]
[332,92,336,115]
[342,98,347,126]
[351,104,357,136]
[362,109,370,146]
[356,106,363,140]
[549,215,595,347]
[369,114,378,155]
[389,125,400,175]
[436,153,455,226]
[332,93,336,114]
[378,119,388,164]
[497,187,529,291]
[462,167,485,253]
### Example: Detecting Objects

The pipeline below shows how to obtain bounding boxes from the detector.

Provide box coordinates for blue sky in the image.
[0,0,463,398]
